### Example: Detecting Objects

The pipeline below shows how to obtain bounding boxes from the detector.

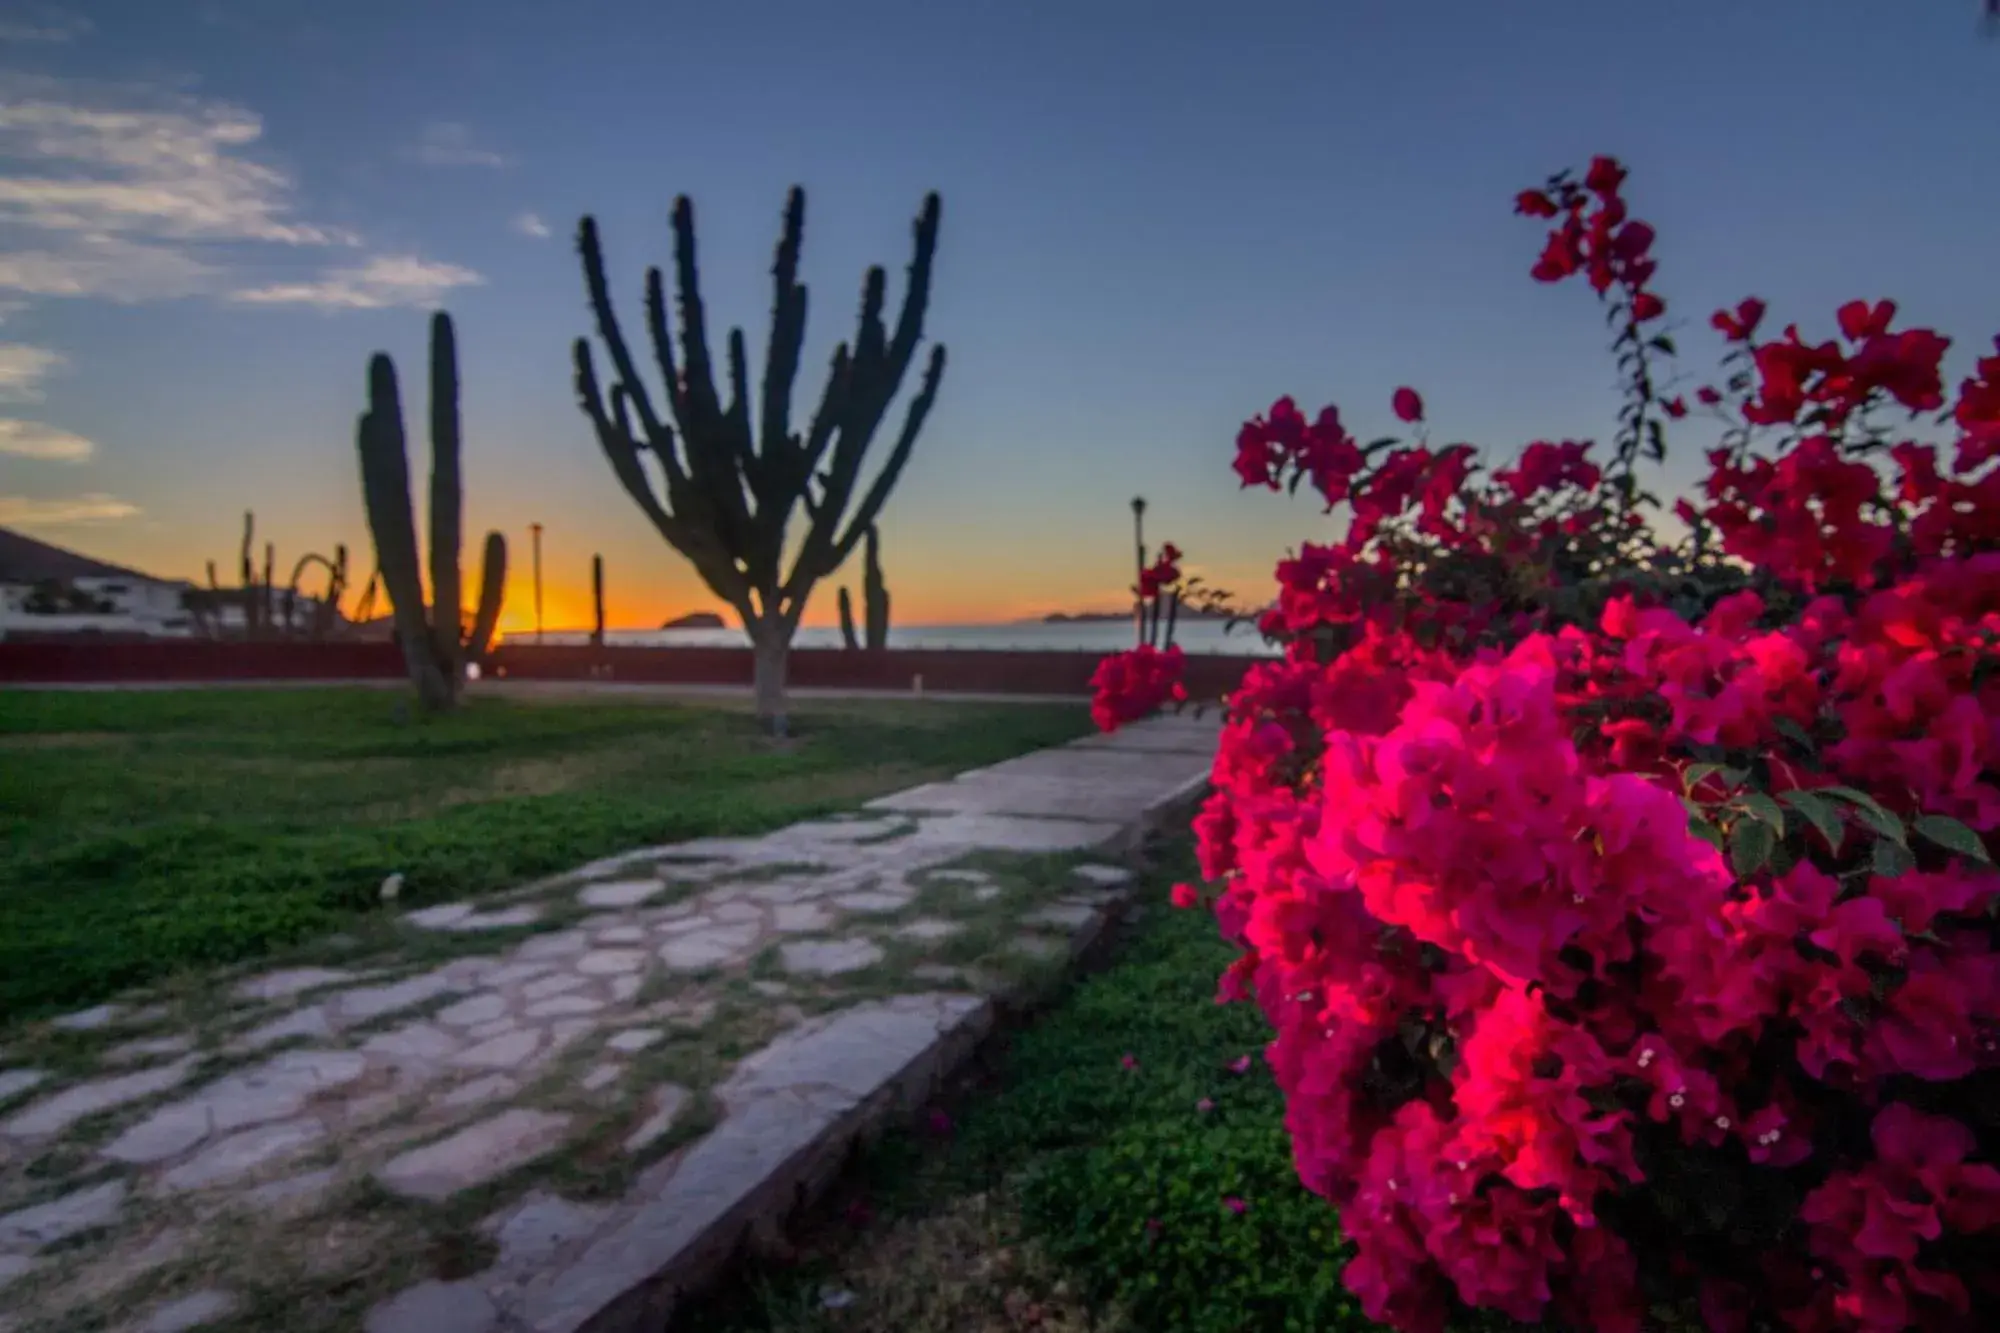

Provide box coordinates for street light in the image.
[1130,496,1146,648]
[529,522,544,643]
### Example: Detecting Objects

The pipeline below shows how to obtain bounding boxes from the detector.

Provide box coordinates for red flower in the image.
[1170,882,1200,909]
[1392,387,1425,424]
[1514,189,1560,218]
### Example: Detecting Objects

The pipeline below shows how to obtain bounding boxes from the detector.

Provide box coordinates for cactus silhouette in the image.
[355,311,507,712]
[572,187,943,734]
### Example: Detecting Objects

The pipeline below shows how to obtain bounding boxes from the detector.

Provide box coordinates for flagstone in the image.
[3,1058,198,1139]
[234,968,356,1003]
[451,1029,543,1072]
[576,879,665,910]
[374,1108,572,1202]
[780,938,885,976]
[0,1180,127,1253]
[160,1119,325,1192]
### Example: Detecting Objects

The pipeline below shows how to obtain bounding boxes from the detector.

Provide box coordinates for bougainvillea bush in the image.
[1091,156,2000,1332]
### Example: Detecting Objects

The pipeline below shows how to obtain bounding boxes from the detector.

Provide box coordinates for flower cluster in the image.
[1102,158,2000,1331]
[1088,642,1186,733]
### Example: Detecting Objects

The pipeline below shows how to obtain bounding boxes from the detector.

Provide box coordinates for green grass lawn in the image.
[0,687,1090,1023]
[679,837,1377,1333]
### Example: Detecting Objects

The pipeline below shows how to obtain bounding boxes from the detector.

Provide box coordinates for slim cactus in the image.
[861,526,889,650]
[836,527,890,650]
[355,310,508,712]
[572,187,944,734]
[837,587,859,650]
[591,554,605,649]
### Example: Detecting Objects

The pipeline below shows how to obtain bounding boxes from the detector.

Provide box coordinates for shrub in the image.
[1094,157,2000,1332]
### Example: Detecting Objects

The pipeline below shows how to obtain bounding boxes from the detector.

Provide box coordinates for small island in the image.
[1042,607,1239,624]
[660,611,727,630]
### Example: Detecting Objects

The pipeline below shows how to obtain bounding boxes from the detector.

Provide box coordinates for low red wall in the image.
[0,639,1265,698]
[488,644,1261,698]
[0,639,407,683]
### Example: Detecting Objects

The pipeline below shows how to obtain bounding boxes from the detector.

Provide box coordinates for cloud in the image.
[0,417,93,460]
[512,210,551,239]
[403,121,508,169]
[0,491,137,526]
[0,72,365,306]
[0,9,93,44]
[229,254,484,310]
[0,343,64,403]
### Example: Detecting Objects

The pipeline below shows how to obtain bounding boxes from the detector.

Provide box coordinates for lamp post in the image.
[530,522,544,643]
[1129,496,1146,648]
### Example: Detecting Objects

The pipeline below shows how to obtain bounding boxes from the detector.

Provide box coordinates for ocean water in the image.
[504,617,1279,656]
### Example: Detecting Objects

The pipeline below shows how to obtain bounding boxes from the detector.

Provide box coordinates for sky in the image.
[0,0,1997,635]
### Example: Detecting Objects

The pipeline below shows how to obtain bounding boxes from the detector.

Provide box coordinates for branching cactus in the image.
[355,311,507,712]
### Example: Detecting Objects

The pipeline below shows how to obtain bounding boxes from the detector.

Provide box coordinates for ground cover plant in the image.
[1093,156,2000,1331]
[0,688,1088,1021]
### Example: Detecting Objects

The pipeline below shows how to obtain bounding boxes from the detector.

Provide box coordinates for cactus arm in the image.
[577,217,672,447]
[428,311,465,682]
[782,194,942,604]
[838,586,858,650]
[760,188,808,487]
[822,343,945,576]
[464,531,507,664]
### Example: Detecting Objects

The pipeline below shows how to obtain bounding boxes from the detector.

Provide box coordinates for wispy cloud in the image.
[403,120,508,169]
[0,417,94,461]
[229,254,484,310]
[0,491,137,526]
[0,343,64,403]
[0,8,93,44]
[512,210,551,239]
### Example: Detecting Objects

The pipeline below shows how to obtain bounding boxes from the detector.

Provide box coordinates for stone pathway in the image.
[0,714,1216,1333]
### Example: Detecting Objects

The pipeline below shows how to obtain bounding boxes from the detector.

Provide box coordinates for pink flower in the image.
[1392,386,1425,424]
[1170,882,1200,909]
[1224,1196,1248,1214]
[1196,1097,1215,1113]
[1120,1053,1139,1071]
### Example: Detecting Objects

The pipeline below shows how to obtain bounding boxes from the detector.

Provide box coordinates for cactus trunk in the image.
[837,586,859,650]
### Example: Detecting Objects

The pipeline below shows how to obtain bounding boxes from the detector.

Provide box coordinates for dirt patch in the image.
[686,1190,1112,1333]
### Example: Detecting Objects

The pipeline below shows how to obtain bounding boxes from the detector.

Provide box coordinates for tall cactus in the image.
[355,311,507,713]
[572,187,944,735]
[591,554,605,649]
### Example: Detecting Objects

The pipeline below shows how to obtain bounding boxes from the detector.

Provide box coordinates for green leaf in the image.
[1914,814,1992,863]
[1688,815,1725,853]
[1779,789,1844,855]
[1819,785,1907,845]
[1730,818,1775,878]
[1874,838,1917,878]
[1682,762,1723,794]
[1739,792,1786,831]
[1773,717,1816,753]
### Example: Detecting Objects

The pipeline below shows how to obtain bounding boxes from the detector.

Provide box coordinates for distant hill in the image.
[0,527,169,586]
[661,611,726,630]
[1041,606,1237,624]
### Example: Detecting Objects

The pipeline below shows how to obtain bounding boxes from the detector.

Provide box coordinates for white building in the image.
[0,528,196,640]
